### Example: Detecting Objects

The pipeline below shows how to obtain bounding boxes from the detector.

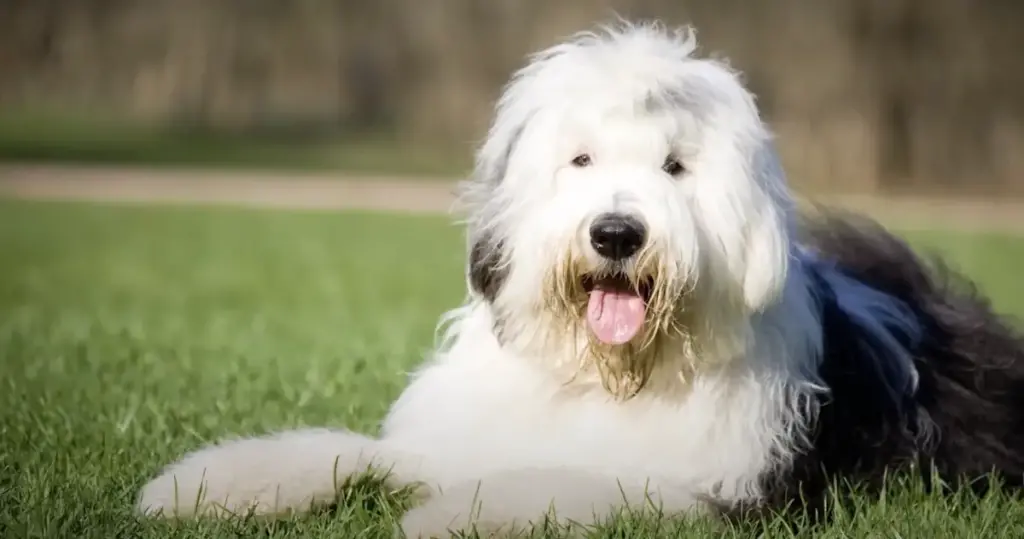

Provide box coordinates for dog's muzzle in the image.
[589,213,646,261]
[582,212,651,345]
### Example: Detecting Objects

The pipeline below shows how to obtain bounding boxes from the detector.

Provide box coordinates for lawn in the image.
[1,199,1024,538]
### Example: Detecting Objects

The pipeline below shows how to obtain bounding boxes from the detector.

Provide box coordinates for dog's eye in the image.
[571,154,592,167]
[662,156,685,177]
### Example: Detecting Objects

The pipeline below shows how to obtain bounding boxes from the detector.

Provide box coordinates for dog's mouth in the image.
[581,274,653,346]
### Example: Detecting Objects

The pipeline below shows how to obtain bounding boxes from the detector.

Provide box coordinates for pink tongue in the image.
[586,287,646,345]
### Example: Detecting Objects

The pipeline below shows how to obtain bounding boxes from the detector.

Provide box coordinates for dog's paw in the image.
[135,440,310,518]
[399,496,526,539]
[399,500,464,539]
[136,464,256,518]
[136,428,391,518]
[397,469,721,538]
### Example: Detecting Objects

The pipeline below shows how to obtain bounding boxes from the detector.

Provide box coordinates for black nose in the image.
[589,213,646,261]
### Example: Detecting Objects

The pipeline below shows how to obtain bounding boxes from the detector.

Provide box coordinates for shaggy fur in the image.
[135,22,1024,538]
[765,212,1024,514]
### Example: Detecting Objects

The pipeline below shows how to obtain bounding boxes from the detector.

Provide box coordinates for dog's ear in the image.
[741,205,789,312]
[740,145,792,313]
[468,231,509,303]
[461,110,529,304]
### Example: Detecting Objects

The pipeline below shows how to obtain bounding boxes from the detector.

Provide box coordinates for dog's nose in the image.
[589,213,646,261]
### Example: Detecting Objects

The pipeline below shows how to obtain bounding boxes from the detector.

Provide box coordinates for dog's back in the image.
[792,209,1024,506]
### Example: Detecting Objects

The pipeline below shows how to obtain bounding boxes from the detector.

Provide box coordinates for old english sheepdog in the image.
[136,22,1024,537]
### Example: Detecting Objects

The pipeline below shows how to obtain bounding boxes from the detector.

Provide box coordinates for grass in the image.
[0,110,469,176]
[1,199,1024,538]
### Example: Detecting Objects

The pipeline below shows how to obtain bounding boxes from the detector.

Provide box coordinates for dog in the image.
[136,21,1024,537]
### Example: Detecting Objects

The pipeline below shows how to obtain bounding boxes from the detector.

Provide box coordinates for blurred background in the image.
[1,0,1023,196]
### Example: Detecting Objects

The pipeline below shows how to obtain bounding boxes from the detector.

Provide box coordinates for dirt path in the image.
[2,164,1023,233]
[0,164,457,215]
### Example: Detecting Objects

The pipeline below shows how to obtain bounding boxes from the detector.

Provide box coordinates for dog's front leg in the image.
[136,428,435,518]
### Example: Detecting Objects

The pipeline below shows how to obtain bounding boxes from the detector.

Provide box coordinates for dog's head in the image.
[460,23,794,397]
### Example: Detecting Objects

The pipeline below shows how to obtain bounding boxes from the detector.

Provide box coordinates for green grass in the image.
[1,199,1024,538]
[0,111,468,175]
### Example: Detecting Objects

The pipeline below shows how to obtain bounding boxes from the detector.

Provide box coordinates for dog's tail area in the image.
[137,428,427,518]
[400,468,710,538]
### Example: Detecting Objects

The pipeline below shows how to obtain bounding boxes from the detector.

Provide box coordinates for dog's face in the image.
[461,24,794,396]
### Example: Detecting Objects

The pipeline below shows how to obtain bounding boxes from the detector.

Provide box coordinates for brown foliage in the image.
[1,0,1022,194]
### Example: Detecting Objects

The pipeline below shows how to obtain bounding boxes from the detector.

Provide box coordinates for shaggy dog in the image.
[136,22,1024,537]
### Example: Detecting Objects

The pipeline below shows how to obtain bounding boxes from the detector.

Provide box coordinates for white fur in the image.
[136,22,917,538]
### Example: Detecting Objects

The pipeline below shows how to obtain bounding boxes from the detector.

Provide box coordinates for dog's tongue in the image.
[586,287,646,345]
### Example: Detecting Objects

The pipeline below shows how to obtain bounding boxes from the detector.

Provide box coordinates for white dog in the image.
[136,20,1024,538]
